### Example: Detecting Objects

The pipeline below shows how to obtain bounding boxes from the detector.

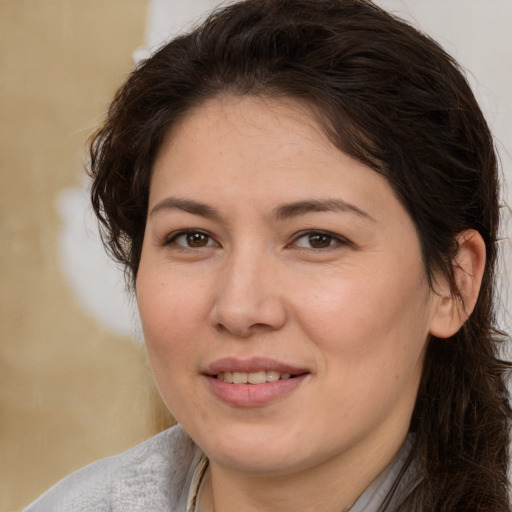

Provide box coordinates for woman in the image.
[25,0,511,510]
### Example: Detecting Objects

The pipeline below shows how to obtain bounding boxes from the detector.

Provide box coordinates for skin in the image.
[136,94,482,512]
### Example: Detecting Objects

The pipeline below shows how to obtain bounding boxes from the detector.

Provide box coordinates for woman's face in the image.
[137,95,443,478]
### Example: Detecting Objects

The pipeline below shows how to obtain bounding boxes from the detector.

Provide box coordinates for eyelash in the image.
[163,229,349,251]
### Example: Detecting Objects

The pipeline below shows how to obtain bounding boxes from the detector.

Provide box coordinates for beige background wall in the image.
[0,1,174,510]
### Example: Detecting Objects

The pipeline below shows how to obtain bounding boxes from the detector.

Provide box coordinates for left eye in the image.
[293,232,345,249]
[167,231,216,248]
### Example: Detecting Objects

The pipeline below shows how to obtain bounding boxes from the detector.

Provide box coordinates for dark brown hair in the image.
[89,0,511,509]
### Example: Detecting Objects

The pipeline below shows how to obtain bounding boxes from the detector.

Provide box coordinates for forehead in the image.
[154,94,355,182]
[150,94,406,225]
[159,94,328,158]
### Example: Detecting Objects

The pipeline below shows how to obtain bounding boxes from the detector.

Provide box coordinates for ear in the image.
[429,229,486,339]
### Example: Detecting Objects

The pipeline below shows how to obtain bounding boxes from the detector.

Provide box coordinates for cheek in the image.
[291,266,432,371]
[138,265,209,330]
[293,273,431,431]
[136,271,208,372]
[136,272,207,418]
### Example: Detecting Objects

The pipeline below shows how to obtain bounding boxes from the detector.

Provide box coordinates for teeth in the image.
[216,371,293,384]
[265,370,280,382]
[248,371,266,384]
[232,372,248,384]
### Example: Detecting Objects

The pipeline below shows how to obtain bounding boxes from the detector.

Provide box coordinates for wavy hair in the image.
[89,1,511,509]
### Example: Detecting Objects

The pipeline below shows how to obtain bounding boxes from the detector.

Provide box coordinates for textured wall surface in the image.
[0,1,174,510]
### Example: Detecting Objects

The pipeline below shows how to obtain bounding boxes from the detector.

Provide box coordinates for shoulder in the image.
[23,424,198,512]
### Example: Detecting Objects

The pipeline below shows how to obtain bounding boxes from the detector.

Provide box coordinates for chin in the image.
[212,447,304,475]
[197,427,325,476]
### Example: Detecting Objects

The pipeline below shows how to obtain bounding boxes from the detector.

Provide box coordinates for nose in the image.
[210,250,288,338]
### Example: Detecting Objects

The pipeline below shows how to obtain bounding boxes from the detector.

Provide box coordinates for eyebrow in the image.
[150,196,375,223]
[272,199,376,222]
[150,197,223,220]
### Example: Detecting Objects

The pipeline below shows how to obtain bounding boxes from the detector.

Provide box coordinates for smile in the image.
[205,358,309,406]
[215,371,292,384]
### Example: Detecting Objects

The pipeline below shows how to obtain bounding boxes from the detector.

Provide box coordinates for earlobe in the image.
[429,229,486,339]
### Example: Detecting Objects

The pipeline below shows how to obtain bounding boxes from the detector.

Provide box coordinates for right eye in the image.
[165,230,217,248]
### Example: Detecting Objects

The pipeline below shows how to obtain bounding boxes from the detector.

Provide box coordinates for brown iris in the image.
[308,233,332,248]
[187,232,209,247]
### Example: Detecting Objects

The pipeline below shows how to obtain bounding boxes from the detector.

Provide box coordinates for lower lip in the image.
[205,374,308,407]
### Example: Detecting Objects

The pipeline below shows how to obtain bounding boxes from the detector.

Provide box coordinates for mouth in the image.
[206,357,309,386]
[206,361,309,406]
[215,370,296,384]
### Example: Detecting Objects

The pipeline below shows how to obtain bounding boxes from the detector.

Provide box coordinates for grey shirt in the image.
[24,425,415,512]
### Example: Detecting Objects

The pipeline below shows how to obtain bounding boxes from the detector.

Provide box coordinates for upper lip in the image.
[205,357,309,376]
